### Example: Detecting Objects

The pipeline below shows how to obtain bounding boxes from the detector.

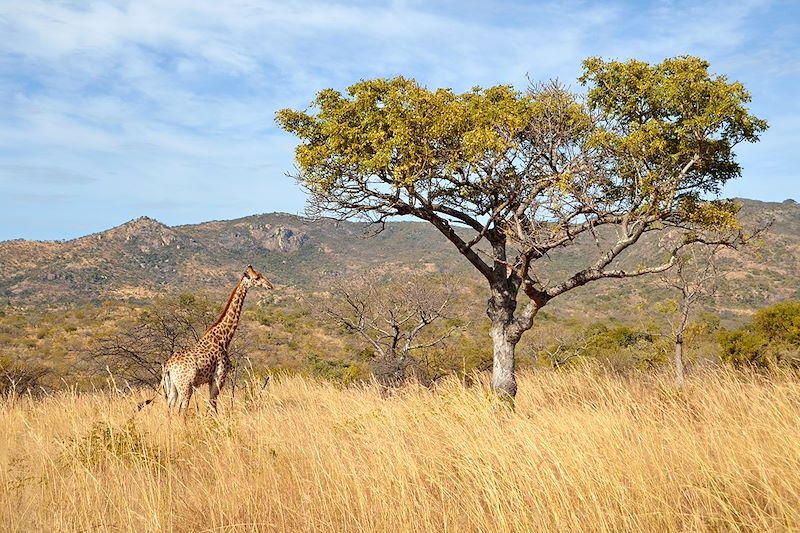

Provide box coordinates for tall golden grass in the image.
[2,367,800,532]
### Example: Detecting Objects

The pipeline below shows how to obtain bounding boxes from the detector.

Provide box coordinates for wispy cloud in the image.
[0,0,797,240]
[0,164,96,185]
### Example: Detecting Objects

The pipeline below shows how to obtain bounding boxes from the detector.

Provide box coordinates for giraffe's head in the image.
[243,265,274,289]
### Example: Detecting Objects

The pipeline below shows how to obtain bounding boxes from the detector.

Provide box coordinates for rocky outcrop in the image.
[98,216,185,253]
[251,225,309,253]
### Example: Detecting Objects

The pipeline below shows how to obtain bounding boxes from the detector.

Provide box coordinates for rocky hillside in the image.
[0,213,464,304]
[1,199,798,317]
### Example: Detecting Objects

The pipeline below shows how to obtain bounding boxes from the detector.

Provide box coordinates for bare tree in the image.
[323,274,459,387]
[539,332,595,369]
[0,356,50,397]
[660,245,724,388]
[88,293,222,388]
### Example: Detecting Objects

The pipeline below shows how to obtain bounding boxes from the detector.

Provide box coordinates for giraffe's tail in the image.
[136,365,167,411]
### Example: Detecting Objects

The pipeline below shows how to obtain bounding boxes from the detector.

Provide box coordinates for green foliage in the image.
[304,354,368,385]
[278,57,765,233]
[535,321,670,372]
[719,300,800,367]
[277,74,608,237]
[581,56,767,200]
[753,301,800,345]
[253,306,310,329]
[277,78,531,191]
[679,198,741,231]
[589,324,655,349]
[687,312,721,337]
[719,327,767,367]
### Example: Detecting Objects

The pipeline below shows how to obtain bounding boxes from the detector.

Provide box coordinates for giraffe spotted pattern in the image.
[163,265,273,416]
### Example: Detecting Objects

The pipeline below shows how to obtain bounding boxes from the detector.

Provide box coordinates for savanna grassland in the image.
[1,199,799,531]
[3,368,800,532]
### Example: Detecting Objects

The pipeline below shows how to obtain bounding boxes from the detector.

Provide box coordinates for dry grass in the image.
[2,367,800,532]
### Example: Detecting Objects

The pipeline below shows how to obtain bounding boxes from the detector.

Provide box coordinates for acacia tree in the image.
[277,56,766,400]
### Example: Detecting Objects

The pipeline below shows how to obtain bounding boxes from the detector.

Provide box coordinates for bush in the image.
[0,355,50,396]
[536,322,666,373]
[719,328,768,367]
[304,354,368,385]
[753,301,800,345]
[719,300,800,368]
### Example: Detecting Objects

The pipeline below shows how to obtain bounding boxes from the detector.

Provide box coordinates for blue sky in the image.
[1,0,798,241]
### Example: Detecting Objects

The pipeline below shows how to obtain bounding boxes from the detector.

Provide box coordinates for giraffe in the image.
[162,265,273,416]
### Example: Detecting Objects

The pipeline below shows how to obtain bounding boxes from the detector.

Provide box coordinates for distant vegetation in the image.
[0,198,797,393]
[2,274,798,394]
[0,199,796,312]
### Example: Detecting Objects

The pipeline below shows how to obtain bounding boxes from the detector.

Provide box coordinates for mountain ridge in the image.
[1,198,798,316]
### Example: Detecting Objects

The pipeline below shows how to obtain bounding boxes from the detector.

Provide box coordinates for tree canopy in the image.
[276,56,766,398]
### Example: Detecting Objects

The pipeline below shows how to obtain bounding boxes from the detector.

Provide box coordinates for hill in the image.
[0,197,798,391]
[0,213,464,304]
[1,198,798,317]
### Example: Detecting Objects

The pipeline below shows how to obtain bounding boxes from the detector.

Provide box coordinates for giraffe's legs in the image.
[208,364,229,414]
[165,370,179,414]
[177,384,194,419]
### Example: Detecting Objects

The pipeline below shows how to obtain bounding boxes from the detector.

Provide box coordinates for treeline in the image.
[2,289,798,396]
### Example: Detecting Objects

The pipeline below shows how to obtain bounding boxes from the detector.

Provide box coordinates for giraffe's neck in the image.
[205,277,249,350]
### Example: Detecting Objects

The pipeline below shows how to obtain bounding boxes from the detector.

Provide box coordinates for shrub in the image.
[719,300,800,368]
[0,355,50,396]
[304,354,368,385]
[719,328,768,367]
[753,301,800,345]
[535,322,666,373]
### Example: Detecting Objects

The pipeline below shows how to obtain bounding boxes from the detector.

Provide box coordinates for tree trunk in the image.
[674,336,685,389]
[487,288,519,401]
[491,322,518,399]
